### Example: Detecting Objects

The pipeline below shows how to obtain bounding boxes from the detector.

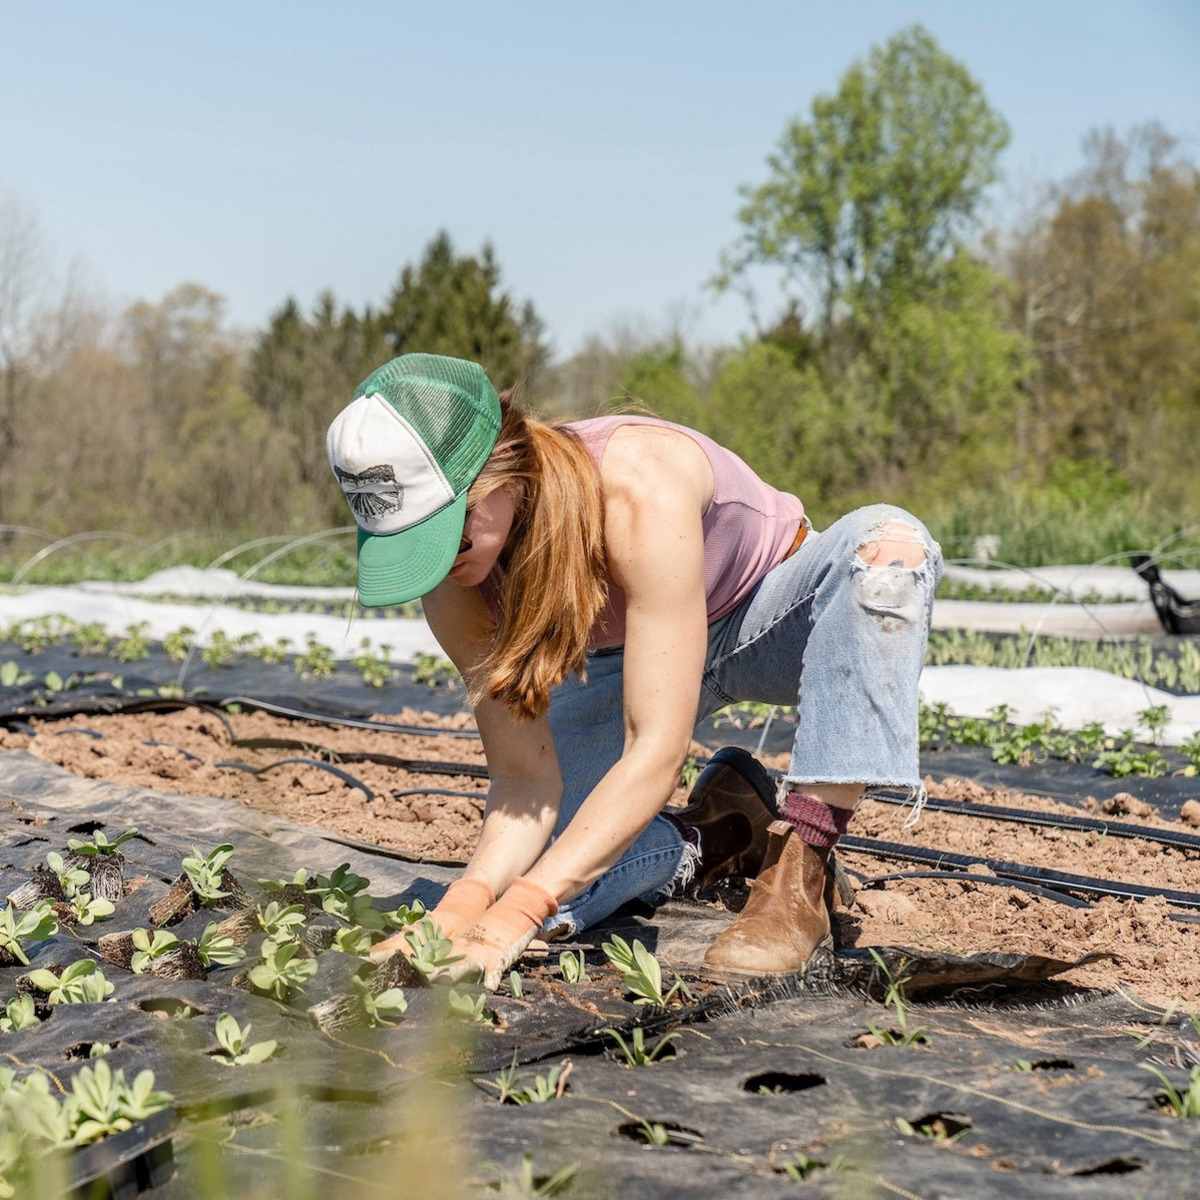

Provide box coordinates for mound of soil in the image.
[2,706,1197,1008]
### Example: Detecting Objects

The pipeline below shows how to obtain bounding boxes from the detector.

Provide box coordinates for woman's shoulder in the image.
[597,421,715,510]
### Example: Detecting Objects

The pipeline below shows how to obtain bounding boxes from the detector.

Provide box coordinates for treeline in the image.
[1,27,1197,566]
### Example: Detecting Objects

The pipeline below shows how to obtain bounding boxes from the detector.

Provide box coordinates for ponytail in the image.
[466,395,607,719]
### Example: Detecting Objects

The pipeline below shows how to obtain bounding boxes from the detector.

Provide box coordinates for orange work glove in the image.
[440,877,558,991]
[368,877,495,964]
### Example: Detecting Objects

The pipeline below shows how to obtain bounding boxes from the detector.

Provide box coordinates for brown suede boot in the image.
[669,746,778,893]
[701,820,834,980]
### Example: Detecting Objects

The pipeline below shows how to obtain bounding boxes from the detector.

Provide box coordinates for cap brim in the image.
[356,493,468,606]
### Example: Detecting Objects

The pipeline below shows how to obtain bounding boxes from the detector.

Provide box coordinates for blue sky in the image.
[3,2,1198,360]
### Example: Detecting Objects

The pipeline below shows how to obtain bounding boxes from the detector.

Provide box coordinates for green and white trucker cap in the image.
[326,354,502,606]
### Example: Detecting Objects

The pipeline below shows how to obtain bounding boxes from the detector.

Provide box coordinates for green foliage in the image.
[485,1053,571,1106]
[66,827,138,857]
[601,935,692,1008]
[865,950,929,1046]
[375,231,549,393]
[161,625,194,661]
[45,852,89,897]
[604,1026,678,1067]
[113,622,152,662]
[212,1013,277,1066]
[65,1058,172,1145]
[26,960,115,1005]
[0,995,40,1033]
[294,635,336,680]
[350,976,408,1027]
[678,755,702,790]
[1142,1064,1200,1118]
[196,922,245,968]
[778,1150,843,1181]
[181,844,235,905]
[719,25,1008,329]
[483,1151,578,1197]
[558,949,589,984]
[402,917,465,980]
[67,893,113,927]
[130,929,181,974]
[352,639,394,688]
[411,651,461,689]
[256,901,307,939]
[0,901,58,966]
[447,987,493,1024]
[247,938,318,1001]
[0,662,32,688]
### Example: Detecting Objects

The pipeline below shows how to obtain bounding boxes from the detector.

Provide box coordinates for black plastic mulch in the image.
[0,651,1198,1196]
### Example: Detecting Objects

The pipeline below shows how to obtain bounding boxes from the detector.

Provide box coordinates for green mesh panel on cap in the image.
[355,354,501,496]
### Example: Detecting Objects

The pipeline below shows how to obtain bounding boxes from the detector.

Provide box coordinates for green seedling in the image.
[259,868,311,895]
[351,976,408,1027]
[45,852,90,898]
[40,670,78,695]
[412,650,460,689]
[248,937,318,1001]
[66,1058,173,1145]
[113,622,152,662]
[678,755,702,789]
[508,971,523,998]
[65,827,139,857]
[558,949,589,983]
[181,843,235,905]
[161,625,195,661]
[485,1053,571,1105]
[380,900,427,930]
[0,901,58,965]
[894,1115,967,1143]
[332,926,376,957]
[307,863,374,923]
[26,960,114,1005]
[294,635,336,679]
[779,1151,843,1181]
[0,995,40,1032]
[447,988,492,1024]
[1142,1063,1200,1118]
[483,1152,578,1198]
[196,921,245,967]
[256,901,307,938]
[602,935,692,1007]
[212,1013,277,1066]
[402,917,464,980]
[0,661,33,688]
[249,636,291,665]
[71,622,110,656]
[1138,704,1171,746]
[130,929,181,973]
[604,1025,678,1067]
[1012,1059,1034,1072]
[352,639,394,687]
[67,894,113,927]
[637,1121,671,1146]
[865,949,930,1046]
[200,630,238,669]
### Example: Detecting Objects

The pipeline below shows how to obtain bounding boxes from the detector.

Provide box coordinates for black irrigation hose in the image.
[218,695,481,739]
[871,789,1200,853]
[337,751,489,779]
[214,757,375,802]
[853,869,1094,909]
[391,788,483,801]
[839,834,1200,911]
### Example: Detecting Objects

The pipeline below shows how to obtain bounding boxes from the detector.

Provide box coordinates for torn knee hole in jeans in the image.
[856,521,928,570]
[853,522,929,622]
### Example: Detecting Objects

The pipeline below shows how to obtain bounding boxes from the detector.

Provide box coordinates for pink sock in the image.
[780,791,852,851]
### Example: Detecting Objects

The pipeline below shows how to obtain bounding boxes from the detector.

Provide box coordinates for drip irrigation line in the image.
[52,727,103,739]
[839,834,1200,910]
[92,697,240,744]
[214,757,374,802]
[218,696,480,739]
[391,788,483,802]
[870,789,1200,853]
[309,829,467,867]
[854,870,1094,909]
[336,751,489,778]
[140,740,201,762]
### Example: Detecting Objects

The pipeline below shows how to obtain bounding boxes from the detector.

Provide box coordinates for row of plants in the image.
[918,701,1200,778]
[7,615,1200,695]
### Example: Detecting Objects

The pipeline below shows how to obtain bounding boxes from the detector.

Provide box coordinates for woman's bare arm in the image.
[422,580,563,896]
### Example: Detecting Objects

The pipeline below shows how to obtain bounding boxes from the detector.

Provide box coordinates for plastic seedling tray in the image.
[65,1108,176,1199]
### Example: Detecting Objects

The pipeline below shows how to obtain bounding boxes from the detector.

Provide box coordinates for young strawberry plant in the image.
[0,901,58,966]
[212,1014,277,1066]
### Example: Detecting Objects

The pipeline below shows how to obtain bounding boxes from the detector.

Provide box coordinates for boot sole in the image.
[698,933,835,986]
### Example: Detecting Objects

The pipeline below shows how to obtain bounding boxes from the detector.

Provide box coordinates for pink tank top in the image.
[479,415,805,650]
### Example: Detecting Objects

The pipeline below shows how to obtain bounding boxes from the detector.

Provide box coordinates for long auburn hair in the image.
[465,393,608,720]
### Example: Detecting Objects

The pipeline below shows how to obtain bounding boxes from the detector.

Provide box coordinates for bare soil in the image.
[3,708,1198,1009]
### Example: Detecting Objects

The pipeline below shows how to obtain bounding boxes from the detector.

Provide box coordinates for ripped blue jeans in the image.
[545,503,943,935]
